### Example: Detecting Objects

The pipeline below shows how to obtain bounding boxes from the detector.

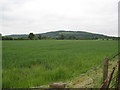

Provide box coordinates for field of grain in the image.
[2,40,118,88]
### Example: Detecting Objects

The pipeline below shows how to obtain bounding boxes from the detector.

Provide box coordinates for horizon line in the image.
[1,30,118,37]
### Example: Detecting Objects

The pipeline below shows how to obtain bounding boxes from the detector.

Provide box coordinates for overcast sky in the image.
[0,0,119,36]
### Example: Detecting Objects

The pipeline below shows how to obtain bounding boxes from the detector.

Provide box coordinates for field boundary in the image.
[100,54,120,89]
[49,53,120,88]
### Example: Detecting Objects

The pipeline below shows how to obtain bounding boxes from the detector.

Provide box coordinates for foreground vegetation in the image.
[2,40,118,88]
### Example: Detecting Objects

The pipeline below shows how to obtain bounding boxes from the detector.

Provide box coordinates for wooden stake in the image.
[116,59,120,89]
[103,58,109,82]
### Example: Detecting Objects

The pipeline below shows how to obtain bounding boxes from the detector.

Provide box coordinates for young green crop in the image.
[2,40,118,88]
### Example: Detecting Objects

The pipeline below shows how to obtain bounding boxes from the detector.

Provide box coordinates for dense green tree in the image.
[38,34,42,40]
[28,33,35,40]
[59,34,65,40]
[2,36,13,40]
[68,36,76,40]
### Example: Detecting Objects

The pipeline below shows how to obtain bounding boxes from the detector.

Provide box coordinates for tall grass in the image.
[2,40,118,88]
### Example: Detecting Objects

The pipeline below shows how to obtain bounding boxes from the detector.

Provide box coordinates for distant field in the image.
[2,40,118,88]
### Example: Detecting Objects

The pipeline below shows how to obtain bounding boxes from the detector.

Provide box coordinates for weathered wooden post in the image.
[103,58,109,82]
[116,59,120,89]
[106,65,117,88]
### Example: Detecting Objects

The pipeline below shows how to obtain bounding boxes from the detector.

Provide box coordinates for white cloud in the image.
[1,0,119,36]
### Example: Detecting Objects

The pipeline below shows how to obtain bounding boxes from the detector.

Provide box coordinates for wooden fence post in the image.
[103,58,109,82]
[116,59,120,89]
[106,65,117,88]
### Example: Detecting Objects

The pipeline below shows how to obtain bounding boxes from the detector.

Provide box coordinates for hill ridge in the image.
[4,30,110,39]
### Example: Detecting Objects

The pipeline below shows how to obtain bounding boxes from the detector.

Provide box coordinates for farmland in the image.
[2,40,118,88]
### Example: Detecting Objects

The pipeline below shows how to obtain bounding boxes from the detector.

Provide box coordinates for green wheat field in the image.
[2,40,118,88]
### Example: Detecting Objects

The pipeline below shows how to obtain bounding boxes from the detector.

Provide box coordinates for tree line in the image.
[2,33,120,40]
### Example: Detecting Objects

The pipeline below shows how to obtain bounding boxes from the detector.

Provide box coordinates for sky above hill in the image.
[0,0,119,36]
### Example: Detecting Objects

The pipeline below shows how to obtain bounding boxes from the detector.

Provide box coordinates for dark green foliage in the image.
[2,36,13,40]
[28,33,35,40]
[38,34,42,40]
[0,34,1,40]
[5,30,118,40]
[68,36,76,40]
[14,37,29,40]
[58,34,65,40]
[2,31,120,40]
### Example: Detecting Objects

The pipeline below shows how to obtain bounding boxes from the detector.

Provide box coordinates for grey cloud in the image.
[1,0,119,36]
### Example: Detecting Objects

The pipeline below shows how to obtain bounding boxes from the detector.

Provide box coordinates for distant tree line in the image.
[2,33,120,40]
